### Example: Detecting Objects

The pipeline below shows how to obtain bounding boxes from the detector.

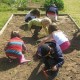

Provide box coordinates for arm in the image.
[28,20,33,30]
[22,43,28,53]
[43,26,48,34]
[52,44,64,71]
[38,34,53,46]
[55,7,58,15]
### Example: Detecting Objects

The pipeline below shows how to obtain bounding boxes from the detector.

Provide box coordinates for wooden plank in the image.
[0,14,14,36]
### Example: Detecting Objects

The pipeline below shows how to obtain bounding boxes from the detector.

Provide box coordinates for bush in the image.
[44,0,64,10]
[0,0,28,11]
[15,0,28,11]
[0,3,12,11]
[1,0,15,5]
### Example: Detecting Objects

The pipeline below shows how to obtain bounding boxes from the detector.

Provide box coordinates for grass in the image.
[0,12,12,30]
[0,11,27,30]
[60,0,80,28]
[0,0,80,30]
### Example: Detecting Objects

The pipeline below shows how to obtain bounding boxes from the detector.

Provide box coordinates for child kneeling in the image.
[4,31,30,63]
[37,42,64,80]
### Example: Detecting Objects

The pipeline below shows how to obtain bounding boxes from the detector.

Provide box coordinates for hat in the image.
[40,44,50,57]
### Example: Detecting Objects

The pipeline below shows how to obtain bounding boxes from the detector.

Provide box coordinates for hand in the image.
[52,66,58,71]
[42,68,49,80]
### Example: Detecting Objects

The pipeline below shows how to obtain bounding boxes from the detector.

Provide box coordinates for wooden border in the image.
[0,14,14,36]
[0,14,80,36]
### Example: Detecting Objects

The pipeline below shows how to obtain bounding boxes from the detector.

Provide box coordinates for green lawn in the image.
[0,11,27,30]
[0,12,12,30]
[0,0,80,30]
[60,0,80,28]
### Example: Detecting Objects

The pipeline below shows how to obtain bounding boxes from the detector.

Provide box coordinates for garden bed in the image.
[0,14,80,80]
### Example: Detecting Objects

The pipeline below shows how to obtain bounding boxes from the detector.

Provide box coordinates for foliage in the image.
[0,3,12,11]
[0,0,28,11]
[15,0,28,10]
[44,0,64,10]
[0,0,15,5]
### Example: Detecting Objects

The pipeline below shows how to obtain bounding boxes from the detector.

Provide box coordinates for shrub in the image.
[0,3,12,11]
[1,0,15,5]
[44,0,64,10]
[15,0,28,11]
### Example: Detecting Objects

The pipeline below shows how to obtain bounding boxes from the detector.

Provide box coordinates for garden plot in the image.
[0,14,80,80]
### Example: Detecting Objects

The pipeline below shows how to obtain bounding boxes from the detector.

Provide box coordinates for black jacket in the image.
[42,42,64,70]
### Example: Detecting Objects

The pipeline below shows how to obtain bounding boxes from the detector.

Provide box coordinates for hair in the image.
[40,42,57,57]
[40,44,50,57]
[11,31,21,38]
[41,17,52,24]
[48,23,58,34]
[30,9,40,17]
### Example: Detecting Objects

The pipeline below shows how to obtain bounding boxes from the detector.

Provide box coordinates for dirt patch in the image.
[0,15,80,80]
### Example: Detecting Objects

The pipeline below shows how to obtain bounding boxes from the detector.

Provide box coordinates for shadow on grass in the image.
[64,30,80,54]
[27,61,45,80]
[0,57,19,71]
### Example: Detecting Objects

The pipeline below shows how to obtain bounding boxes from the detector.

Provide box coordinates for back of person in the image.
[36,42,64,80]
[46,4,58,21]
[52,30,70,51]
[28,17,52,40]
[47,5,58,14]
[5,31,31,63]
[25,12,36,22]
[25,9,40,22]
[6,37,23,53]
[53,30,69,45]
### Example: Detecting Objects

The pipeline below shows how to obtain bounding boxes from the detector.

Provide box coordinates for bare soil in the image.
[0,15,80,80]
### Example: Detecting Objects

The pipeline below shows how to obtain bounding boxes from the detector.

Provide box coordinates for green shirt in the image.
[28,18,48,34]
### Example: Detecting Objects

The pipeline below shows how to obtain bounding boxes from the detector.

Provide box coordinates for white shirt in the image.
[52,30,69,45]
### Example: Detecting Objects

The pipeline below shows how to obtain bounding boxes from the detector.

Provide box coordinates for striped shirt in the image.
[5,37,24,55]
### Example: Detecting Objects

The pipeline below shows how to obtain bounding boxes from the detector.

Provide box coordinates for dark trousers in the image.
[31,25,42,38]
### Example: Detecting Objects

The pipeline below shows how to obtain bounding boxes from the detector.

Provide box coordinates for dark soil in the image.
[0,15,80,80]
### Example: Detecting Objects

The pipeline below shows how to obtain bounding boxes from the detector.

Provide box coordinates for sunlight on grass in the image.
[0,12,12,30]
[64,0,80,14]
[60,0,80,28]
[0,11,27,30]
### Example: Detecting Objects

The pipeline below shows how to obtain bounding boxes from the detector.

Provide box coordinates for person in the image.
[28,17,52,40]
[25,9,40,22]
[39,23,70,52]
[46,4,58,22]
[36,42,64,80]
[4,31,31,63]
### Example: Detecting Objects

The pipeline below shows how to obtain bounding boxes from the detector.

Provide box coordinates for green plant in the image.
[1,0,15,6]
[44,0,64,10]
[0,3,12,11]
[15,0,28,10]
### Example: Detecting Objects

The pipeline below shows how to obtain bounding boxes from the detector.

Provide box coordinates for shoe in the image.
[20,59,31,64]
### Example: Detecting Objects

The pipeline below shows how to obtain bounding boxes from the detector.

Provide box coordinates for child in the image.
[25,9,40,22]
[46,4,58,21]
[28,17,52,39]
[37,42,64,80]
[4,31,30,63]
[39,23,70,52]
